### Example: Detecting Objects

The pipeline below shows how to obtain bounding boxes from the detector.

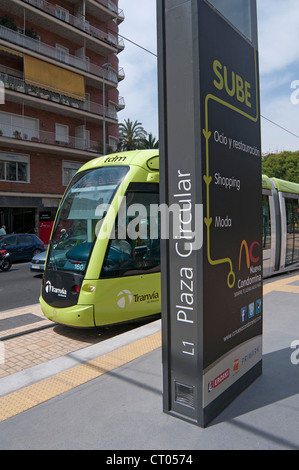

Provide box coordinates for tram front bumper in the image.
[39,296,95,327]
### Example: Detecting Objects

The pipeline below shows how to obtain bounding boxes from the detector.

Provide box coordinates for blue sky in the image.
[118,0,299,154]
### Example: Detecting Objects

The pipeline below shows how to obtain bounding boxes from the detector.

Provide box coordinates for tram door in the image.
[284,196,299,266]
[262,193,274,275]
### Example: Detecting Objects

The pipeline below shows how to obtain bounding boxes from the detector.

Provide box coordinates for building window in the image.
[55,123,69,144]
[0,153,29,183]
[56,45,69,63]
[0,111,39,140]
[56,6,69,22]
[62,161,83,186]
[109,136,118,152]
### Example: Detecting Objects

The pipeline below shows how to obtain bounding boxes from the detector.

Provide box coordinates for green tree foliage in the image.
[118,119,147,151]
[118,119,159,151]
[139,132,159,149]
[262,151,299,183]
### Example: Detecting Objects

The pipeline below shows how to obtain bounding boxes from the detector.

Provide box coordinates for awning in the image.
[0,46,23,57]
[23,55,85,101]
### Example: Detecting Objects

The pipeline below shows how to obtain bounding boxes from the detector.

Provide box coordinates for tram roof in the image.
[262,174,272,190]
[271,177,299,195]
[79,150,159,173]
[78,157,298,195]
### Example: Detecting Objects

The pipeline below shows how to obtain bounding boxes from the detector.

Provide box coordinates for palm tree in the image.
[139,132,159,149]
[118,119,147,151]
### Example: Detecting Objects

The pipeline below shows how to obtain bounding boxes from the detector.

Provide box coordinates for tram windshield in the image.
[47,166,129,273]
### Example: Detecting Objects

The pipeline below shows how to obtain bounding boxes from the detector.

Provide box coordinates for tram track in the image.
[0,323,54,342]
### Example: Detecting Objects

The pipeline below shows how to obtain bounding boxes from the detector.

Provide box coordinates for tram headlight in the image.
[81,283,96,293]
[82,283,96,293]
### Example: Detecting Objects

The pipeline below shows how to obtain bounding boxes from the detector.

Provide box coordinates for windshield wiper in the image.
[48,239,57,271]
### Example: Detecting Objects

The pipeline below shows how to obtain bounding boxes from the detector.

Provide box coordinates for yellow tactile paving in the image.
[0,272,298,424]
[263,274,299,295]
[0,331,161,423]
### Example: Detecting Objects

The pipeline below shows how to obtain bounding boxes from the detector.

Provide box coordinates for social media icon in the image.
[256,299,262,314]
[240,306,247,323]
[248,302,255,318]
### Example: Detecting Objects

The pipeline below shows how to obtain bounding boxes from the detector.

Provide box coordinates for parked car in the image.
[30,250,47,272]
[0,234,45,262]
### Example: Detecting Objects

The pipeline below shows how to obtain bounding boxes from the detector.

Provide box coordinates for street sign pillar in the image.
[157,0,263,427]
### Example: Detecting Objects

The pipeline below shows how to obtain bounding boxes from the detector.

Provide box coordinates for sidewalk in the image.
[0,273,298,450]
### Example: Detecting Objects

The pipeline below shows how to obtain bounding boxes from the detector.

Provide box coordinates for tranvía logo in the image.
[44,280,67,297]
[117,290,133,308]
[45,280,52,294]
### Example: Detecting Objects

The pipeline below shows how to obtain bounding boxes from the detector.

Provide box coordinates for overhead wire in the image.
[116,30,299,142]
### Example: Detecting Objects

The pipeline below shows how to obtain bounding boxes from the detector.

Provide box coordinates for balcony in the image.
[1,73,121,121]
[0,121,106,156]
[118,67,125,81]
[85,0,124,24]
[21,0,124,53]
[117,96,125,110]
[0,25,119,84]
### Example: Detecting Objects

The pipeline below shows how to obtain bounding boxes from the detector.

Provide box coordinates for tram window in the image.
[285,197,299,265]
[101,185,160,278]
[262,195,271,250]
[47,166,129,273]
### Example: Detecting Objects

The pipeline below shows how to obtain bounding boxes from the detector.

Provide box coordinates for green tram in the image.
[40,150,161,327]
[262,174,299,277]
[40,150,299,327]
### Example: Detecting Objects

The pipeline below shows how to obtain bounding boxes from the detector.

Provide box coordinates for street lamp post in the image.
[102,62,111,155]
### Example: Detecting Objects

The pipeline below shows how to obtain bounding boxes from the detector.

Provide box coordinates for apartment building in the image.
[0,0,125,242]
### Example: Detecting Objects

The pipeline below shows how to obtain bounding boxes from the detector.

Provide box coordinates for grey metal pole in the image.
[102,62,111,155]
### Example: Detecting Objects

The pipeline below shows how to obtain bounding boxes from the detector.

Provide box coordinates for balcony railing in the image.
[1,73,120,120]
[0,25,119,83]
[22,0,124,51]
[118,67,125,81]
[117,96,125,109]
[93,0,125,22]
[0,122,105,154]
